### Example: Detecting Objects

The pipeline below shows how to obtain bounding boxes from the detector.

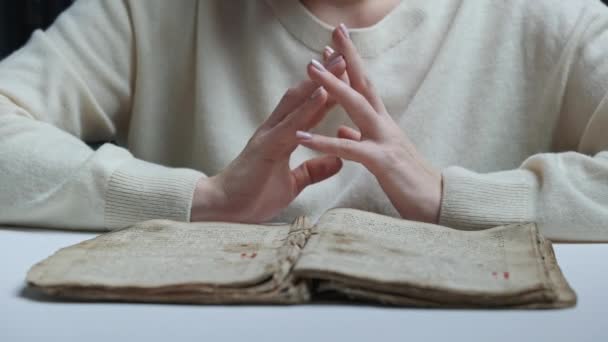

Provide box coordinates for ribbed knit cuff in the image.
[439,166,538,230]
[104,158,204,230]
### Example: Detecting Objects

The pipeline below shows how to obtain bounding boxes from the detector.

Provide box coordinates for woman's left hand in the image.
[297,25,443,224]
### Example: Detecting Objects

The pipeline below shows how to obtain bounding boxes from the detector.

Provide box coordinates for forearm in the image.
[439,151,608,242]
[0,110,203,231]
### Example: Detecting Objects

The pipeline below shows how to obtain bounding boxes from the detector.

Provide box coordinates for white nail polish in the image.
[310,87,323,100]
[325,46,335,55]
[296,131,313,140]
[311,59,326,72]
[339,23,350,39]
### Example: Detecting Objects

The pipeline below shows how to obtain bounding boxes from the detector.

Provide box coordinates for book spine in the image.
[271,216,314,303]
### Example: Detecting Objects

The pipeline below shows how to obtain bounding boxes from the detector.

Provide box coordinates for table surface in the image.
[1,227,606,342]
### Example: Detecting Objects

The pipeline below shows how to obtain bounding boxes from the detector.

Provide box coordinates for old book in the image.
[27,208,576,308]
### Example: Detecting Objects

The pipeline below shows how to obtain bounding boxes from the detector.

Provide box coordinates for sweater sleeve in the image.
[0,0,203,231]
[439,5,608,242]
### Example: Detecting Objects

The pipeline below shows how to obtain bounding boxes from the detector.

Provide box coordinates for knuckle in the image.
[246,134,264,151]
[272,127,298,146]
[280,113,301,131]
[280,119,297,133]
[253,132,292,157]
[379,146,403,165]
[335,139,351,154]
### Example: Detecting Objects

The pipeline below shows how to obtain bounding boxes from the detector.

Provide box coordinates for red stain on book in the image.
[240,252,257,259]
[503,272,510,280]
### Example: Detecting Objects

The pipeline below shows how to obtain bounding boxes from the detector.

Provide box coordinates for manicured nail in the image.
[311,59,326,72]
[296,131,313,140]
[310,87,324,100]
[326,54,343,68]
[325,46,335,56]
[339,23,350,39]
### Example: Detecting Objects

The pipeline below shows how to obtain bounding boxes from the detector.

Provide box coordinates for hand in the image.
[297,25,443,224]
[322,45,351,108]
[191,55,348,223]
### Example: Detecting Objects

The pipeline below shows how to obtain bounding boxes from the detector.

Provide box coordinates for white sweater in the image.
[1,0,608,241]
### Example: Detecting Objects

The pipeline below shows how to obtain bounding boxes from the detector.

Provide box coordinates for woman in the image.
[0,0,607,241]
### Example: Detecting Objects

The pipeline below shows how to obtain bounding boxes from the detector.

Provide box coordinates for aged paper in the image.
[294,208,575,307]
[27,217,312,304]
[26,208,575,308]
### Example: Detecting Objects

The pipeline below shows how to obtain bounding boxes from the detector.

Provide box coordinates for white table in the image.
[1,227,606,342]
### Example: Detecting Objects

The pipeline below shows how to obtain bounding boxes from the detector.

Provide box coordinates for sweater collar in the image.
[265,0,426,58]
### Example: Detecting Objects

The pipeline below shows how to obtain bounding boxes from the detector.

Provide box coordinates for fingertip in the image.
[324,46,335,60]
[308,58,341,84]
[336,126,348,139]
[320,155,343,178]
[332,25,349,48]
[339,23,350,39]
[337,125,361,141]
[307,62,324,80]
[296,130,313,141]
[332,26,342,41]
[335,156,344,169]
[319,88,329,101]
[309,87,329,104]
[328,158,343,176]
[309,86,321,99]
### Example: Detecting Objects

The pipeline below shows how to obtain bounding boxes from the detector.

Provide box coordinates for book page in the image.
[28,217,312,303]
[294,208,551,298]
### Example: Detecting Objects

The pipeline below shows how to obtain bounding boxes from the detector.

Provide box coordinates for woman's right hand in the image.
[191,55,347,223]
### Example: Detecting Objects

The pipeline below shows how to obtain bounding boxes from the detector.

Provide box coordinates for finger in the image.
[332,24,386,113]
[264,81,321,129]
[325,45,351,84]
[324,46,335,61]
[291,155,343,195]
[264,57,347,129]
[306,104,331,131]
[323,46,350,110]
[337,125,362,141]
[327,66,352,110]
[272,87,328,136]
[296,131,365,163]
[307,59,377,129]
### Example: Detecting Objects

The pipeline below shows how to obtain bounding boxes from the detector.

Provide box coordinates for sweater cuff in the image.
[104,158,204,229]
[439,166,538,230]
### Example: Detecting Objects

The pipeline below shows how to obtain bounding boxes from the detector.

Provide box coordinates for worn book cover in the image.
[27,208,576,308]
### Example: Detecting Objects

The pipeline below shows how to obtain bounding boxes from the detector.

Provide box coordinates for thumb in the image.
[291,155,343,195]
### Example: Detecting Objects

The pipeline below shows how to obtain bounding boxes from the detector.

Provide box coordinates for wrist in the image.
[397,172,442,224]
[372,154,443,224]
[190,176,230,222]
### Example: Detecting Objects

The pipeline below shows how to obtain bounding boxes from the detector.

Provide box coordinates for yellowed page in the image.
[294,208,570,305]
[27,217,312,303]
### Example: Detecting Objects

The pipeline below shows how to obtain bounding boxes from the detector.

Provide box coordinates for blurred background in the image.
[1,0,608,59]
[0,0,75,58]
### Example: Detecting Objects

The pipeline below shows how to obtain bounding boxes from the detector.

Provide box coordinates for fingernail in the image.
[326,54,343,68]
[296,131,313,140]
[310,87,324,100]
[339,23,350,39]
[311,59,326,72]
[324,45,335,56]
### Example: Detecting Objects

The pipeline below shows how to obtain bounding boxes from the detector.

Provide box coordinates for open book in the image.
[27,208,576,308]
